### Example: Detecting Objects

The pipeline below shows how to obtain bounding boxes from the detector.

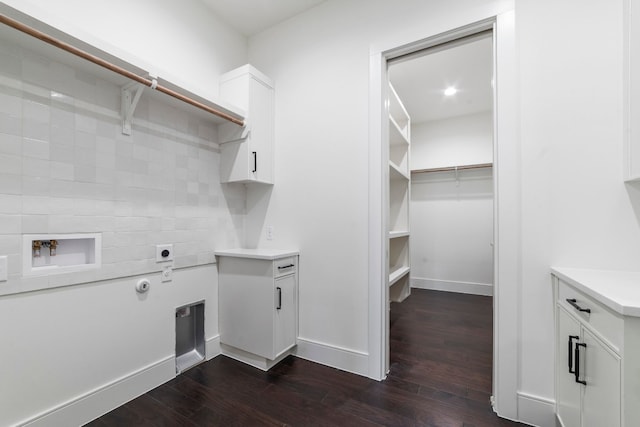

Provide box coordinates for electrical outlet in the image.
[156,244,173,262]
[161,266,173,282]
[266,226,274,240]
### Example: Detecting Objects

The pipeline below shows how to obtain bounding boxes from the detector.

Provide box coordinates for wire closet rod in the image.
[411,162,493,174]
[0,13,245,127]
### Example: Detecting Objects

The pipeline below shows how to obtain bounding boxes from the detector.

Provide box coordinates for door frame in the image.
[367,10,519,420]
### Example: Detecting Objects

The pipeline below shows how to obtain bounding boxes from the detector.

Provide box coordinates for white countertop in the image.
[551,267,640,317]
[214,248,299,260]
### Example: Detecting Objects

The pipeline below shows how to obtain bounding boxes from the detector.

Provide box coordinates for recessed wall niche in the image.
[22,233,101,276]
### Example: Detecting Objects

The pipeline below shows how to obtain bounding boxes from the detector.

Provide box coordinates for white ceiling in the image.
[388,35,493,124]
[200,0,326,36]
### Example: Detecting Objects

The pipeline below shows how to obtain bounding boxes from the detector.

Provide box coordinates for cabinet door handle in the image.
[568,335,579,373]
[566,298,591,314]
[276,287,282,310]
[252,151,257,173]
[277,264,295,270]
[574,342,587,385]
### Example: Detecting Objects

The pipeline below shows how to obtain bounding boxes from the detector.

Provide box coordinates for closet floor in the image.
[87,289,523,426]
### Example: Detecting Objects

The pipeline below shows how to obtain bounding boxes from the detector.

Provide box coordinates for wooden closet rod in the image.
[0,13,245,127]
[411,163,493,174]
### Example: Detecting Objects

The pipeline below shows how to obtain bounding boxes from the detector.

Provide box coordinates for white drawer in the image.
[558,279,623,351]
[274,257,297,278]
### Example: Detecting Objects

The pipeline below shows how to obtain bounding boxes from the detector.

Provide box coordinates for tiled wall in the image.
[0,38,245,295]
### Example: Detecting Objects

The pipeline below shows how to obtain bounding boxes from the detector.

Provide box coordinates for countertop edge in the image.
[551,267,640,317]
[214,248,299,260]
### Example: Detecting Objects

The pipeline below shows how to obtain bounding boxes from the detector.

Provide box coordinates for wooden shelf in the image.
[389,266,410,287]
[0,5,245,128]
[411,163,493,174]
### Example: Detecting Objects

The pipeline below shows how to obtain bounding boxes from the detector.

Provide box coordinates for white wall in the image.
[517,0,640,404]
[0,1,248,425]
[246,0,513,373]
[247,0,640,422]
[411,112,493,169]
[410,113,494,295]
[1,0,248,100]
[1,266,219,427]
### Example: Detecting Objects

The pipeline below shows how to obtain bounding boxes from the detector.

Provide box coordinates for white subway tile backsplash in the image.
[23,99,50,123]
[48,215,77,232]
[0,92,21,116]
[0,112,22,136]
[0,234,21,253]
[50,161,74,181]
[22,175,50,196]
[0,133,21,156]
[75,113,97,133]
[50,125,75,147]
[0,153,22,175]
[74,166,97,183]
[21,214,48,233]
[0,40,245,295]
[48,179,76,198]
[0,195,21,214]
[22,119,49,142]
[75,137,96,160]
[46,197,75,215]
[22,157,50,178]
[22,138,50,160]
[0,214,21,234]
[0,172,22,195]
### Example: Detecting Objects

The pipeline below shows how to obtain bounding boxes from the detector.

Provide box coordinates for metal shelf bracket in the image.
[121,75,157,135]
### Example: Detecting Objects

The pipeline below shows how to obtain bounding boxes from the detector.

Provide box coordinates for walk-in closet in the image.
[388,32,494,298]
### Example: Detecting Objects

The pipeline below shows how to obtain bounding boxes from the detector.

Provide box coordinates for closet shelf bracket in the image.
[121,76,157,135]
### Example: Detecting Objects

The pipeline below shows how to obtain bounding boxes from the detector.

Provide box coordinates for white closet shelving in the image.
[388,83,411,302]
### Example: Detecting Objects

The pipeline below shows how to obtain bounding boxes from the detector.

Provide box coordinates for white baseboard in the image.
[206,334,221,360]
[411,277,493,296]
[293,337,369,377]
[517,391,556,427]
[23,356,175,427]
[221,343,293,371]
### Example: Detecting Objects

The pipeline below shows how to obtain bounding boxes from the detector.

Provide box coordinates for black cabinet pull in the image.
[276,287,282,310]
[566,298,591,314]
[277,264,295,270]
[574,342,587,385]
[252,151,257,173]
[568,335,579,373]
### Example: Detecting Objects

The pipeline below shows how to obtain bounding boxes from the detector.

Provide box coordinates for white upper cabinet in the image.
[219,65,274,184]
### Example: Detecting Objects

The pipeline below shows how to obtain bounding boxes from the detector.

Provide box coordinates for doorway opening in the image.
[385,29,496,406]
[384,25,495,364]
[369,12,518,418]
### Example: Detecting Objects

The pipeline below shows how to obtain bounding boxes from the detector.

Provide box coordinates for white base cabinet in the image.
[552,268,640,427]
[216,249,298,370]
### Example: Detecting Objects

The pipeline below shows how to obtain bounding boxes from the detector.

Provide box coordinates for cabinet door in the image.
[248,76,274,183]
[581,328,621,427]
[219,258,273,358]
[557,306,582,427]
[274,274,296,358]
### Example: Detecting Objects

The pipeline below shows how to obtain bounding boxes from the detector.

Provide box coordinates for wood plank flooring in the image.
[87,289,524,426]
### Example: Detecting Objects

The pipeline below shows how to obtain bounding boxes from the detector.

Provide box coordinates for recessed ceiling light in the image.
[444,86,457,96]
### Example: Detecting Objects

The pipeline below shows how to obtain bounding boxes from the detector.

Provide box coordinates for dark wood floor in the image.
[87,289,524,426]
